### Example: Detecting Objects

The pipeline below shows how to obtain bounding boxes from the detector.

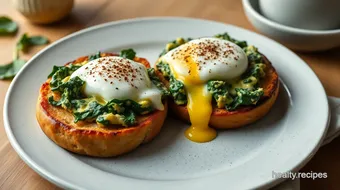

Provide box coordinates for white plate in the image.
[4,17,329,190]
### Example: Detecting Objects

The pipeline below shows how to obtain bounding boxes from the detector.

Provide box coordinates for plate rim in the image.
[3,16,330,190]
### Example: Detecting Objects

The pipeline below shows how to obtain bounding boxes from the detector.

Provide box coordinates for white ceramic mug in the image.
[12,0,74,24]
[259,0,340,30]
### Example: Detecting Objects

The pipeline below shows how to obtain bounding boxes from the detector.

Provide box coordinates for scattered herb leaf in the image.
[28,36,49,45]
[0,16,18,35]
[16,33,49,53]
[0,33,49,80]
[0,59,25,79]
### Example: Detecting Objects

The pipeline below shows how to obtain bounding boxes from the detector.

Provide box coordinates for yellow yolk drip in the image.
[170,56,217,143]
[185,84,217,142]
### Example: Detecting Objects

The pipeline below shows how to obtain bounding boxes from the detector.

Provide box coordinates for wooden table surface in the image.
[0,0,339,189]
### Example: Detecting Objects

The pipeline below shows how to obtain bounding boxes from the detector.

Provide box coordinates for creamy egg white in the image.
[70,56,164,110]
[161,37,248,142]
[162,37,248,83]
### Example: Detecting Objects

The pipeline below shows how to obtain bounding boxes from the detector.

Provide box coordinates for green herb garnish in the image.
[215,32,248,48]
[120,49,136,60]
[0,16,17,35]
[0,59,25,80]
[88,52,101,61]
[156,61,187,105]
[147,68,170,96]
[227,88,264,110]
[159,38,192,57]
[16,33,49,54]
[0,33,49,80]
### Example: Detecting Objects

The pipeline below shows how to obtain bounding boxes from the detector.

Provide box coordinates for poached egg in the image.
[162,37,248,142]
[71,56,164,110]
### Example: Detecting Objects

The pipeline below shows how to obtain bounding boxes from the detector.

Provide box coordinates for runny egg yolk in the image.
[171,55,217,142]
[162,37,248,143]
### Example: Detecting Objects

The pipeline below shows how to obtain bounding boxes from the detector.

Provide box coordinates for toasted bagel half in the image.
[155,54,279,129]
[36,53,168,157]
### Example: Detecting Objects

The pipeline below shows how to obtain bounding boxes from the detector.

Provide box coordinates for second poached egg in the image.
[70,56,164,110]
[162,37,248,83]
[161,37,248,142]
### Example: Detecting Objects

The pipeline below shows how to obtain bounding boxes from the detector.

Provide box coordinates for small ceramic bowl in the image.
[12,0,74,24]
[242,0,340,51]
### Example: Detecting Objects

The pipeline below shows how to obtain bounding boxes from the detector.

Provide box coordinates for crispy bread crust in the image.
[155,54,279,129]
[36,53,168,157]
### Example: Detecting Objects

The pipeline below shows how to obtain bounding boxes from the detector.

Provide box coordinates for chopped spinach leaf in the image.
[71,98,149,126]
[159,38,192,57]
[243,78,253,84]
[48,76,85,109]
[242,63,266,80]
[147,68,170,96]
[207,80,233,108]
[122,110,136,126]
[48,96,60,106]
[169,75,187,105]
[227,88,264,110]
[155,61,171,79]
[88,52,101,61]
[155,61,186,104]
[215,32,248,48]
[49,65,81,91]
[120,49,136,60]
[73,101,104,122]
[96,115,111,126]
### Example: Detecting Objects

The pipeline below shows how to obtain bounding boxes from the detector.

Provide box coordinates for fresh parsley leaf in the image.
[0,16,18,35]
[0,59,26,79]
[120,49,136,60]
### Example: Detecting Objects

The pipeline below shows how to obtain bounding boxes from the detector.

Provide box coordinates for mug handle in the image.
[322,96,340,145]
